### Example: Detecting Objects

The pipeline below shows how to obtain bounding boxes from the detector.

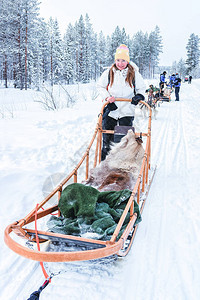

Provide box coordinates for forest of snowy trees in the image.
[0,0,199,90]
[0,0,163,89]
[168,33,200,79]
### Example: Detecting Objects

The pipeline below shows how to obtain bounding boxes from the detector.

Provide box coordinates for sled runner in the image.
[4,99,155,262]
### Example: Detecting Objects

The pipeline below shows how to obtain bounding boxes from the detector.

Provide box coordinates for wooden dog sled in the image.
[4,99,155,262]
[159,85,172,102]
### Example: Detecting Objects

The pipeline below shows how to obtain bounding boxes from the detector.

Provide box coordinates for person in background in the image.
[159,71,167,95]
[169,74,176,89]
[174,73,181,101]
[188,75,192,84]
[145,84,160,106]
[146,84,160,98]
[97,44,146,160]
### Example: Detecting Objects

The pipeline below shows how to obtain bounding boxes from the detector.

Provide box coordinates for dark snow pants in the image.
[175,87,180,101]
[159,82,164,96]
[101,110,134,161]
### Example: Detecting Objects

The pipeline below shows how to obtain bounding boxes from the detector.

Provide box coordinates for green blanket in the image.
[47,183,141,241]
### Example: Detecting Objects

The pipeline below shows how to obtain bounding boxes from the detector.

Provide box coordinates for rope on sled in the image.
[27,278,52,300]
[35,203,50,280]
[27,204,52,300]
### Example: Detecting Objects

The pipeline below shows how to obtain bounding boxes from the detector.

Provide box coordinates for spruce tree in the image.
[63,23,76,84]
[48,17,63,86]
[0,0,19,87]
[177,58,187,78]
[186,33,200,74]
[97,31,107,76]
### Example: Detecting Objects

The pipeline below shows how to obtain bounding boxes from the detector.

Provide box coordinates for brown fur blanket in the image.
[85,130,144,191]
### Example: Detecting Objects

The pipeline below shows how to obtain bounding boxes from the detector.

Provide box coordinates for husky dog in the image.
[139,98,158,120]
[85,130,144,191]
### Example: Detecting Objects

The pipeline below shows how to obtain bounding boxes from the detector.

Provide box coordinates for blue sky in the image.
[40,0,200,66]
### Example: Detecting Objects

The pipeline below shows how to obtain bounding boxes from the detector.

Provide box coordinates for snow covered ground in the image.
[0,80,200,300]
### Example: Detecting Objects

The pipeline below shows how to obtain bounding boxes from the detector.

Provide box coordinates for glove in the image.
[107,102,118,111]
[106,96,115,103]
[131,94,145,106]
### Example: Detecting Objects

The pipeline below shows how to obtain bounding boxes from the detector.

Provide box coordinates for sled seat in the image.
[114,125,135,143]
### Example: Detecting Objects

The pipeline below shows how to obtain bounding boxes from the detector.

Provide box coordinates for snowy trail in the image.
[1,82,200,300]
[122,83,200,300]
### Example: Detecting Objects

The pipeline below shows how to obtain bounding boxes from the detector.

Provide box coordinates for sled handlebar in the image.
[101,98,152,116]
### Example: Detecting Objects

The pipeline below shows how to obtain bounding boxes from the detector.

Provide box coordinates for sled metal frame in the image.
[4,99,153,262]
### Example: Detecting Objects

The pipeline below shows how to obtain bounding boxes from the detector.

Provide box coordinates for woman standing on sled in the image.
[97,44,146,160]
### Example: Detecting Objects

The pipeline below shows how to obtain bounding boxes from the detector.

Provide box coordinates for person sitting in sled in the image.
[97,44,146,161]
[145,85,160,106]
[146,84,160,95]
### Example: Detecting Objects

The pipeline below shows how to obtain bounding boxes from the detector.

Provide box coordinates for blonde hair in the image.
[109,64,135,88]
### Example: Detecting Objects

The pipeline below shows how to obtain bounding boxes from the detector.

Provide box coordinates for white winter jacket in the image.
[97,61,146,119]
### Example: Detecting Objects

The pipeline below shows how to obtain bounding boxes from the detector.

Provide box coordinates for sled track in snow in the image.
[122,96,195,300]
[0,256,41,300]
[151,100,190,173]
[129,88,200,300]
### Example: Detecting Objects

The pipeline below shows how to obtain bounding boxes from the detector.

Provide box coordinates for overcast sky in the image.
[40,0,200,66]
